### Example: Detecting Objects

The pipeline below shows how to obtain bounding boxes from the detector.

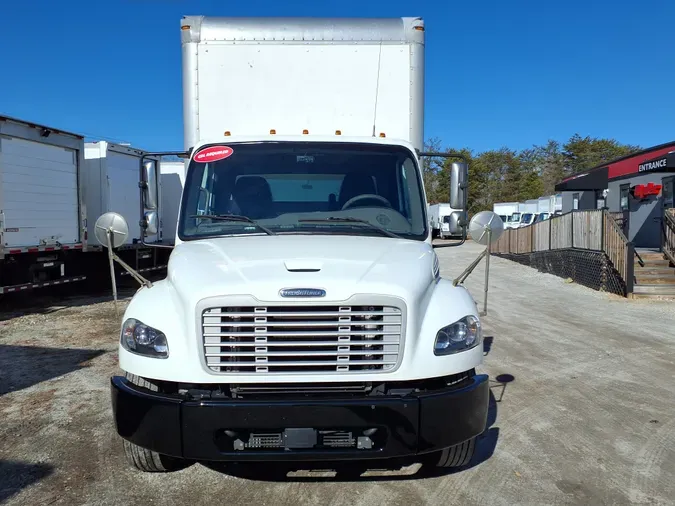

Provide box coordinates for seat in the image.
[338,173,376,209]
[232,176,274,219]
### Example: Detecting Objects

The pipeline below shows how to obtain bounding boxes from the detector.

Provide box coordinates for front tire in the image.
[433,437,476,468]
[121,372,192,472]
[123,440,190,472]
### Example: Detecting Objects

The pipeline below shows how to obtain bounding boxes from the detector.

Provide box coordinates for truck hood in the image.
[166,234,436,303]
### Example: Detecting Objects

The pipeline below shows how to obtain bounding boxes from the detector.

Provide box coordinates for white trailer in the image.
[83,141,172,276]
[109,16,490,474]
[0,115,88,293]
[84,141,165,246]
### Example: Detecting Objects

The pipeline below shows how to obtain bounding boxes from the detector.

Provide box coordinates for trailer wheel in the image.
[433,437,476,468]
[122,373,192,472]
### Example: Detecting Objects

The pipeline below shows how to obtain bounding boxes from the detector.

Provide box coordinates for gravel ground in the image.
[1,241,674,505]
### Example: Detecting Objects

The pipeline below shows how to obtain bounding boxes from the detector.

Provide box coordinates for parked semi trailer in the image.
[108,16,491,473]
[0,116,90,293]
[0,116,171,294]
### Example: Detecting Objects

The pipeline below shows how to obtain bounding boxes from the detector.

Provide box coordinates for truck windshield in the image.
[178,141,428,241]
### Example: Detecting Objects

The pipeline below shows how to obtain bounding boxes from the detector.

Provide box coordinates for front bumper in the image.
[111,374,489,462]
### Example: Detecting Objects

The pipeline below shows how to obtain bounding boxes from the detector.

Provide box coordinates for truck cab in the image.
[109,16,489,473]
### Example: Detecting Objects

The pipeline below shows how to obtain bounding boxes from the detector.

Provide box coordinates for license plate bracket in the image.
[283,428,317,449]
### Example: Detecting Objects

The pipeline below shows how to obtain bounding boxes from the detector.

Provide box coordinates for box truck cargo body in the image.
[0,115,88,293]
[181,16,423,151]
[111,16,489,473]
[83,141,173,276]
[84,141,164,246]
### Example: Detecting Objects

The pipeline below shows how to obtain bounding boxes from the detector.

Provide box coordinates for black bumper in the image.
[111,374,489,462]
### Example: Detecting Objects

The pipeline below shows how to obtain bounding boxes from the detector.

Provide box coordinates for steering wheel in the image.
[341,194,393,210]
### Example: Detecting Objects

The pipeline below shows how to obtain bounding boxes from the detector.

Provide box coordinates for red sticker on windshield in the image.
[193,146,234,163]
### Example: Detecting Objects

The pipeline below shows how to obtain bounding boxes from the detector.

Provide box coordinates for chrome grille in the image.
[201,305,403,374]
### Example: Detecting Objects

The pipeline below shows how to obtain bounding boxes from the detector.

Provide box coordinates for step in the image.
[632,284,675,295]
[631,293,675,300]
[633,267,675,275]
[635,259,672,267]
[636,254,668,262]
[635,276,675,284]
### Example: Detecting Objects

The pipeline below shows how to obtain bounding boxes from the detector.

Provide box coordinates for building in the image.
[555,141,675,248]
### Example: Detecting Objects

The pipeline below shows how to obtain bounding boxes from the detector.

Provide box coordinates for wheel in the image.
[122,439,190,473]
[433,437,476,468]
[121,372,192,472]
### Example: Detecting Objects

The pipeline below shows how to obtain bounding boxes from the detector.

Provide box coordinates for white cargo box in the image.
[159,160,186,243]
[0,116,85,252]
[180,16,425,151]
[84,141,162,247]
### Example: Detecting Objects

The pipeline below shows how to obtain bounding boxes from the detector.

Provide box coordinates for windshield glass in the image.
[522,213,533,222]
[179,142,428,241]
[509,213,521,222]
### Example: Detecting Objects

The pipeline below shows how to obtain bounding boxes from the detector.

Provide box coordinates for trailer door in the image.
[0,136,79,248]
[106,150,147,243]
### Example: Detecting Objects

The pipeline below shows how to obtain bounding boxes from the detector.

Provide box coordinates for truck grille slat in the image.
[204,330,401,338]
[201,304,403,374]
[205,349,399,358]
[203,339,398,347]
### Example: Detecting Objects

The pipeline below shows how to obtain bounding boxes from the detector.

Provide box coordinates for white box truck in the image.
[83,141,172,276]
[0,115,89,293]
[518,199,538,227]
[494,201,520,229]
[428,203,464,239]
[109,16,489,473]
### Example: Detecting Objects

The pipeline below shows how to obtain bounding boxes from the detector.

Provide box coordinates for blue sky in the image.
[1,0,673,153]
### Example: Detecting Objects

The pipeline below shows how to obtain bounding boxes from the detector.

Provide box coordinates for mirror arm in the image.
[111,250,153,289]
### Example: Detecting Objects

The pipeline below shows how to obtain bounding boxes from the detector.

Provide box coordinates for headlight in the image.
[121,318,169,358]
[434,315,481,356]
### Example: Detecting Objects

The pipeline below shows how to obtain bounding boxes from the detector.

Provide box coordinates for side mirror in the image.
[449,162,468,210]
[143,160,158,210]
[144,210,158,235]
[447,211,464,235]
[94,212,130,249]
[468,211,505,245]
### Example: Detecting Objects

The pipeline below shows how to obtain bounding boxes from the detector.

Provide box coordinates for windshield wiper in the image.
[190,214,276,236]
[298,217,402,239]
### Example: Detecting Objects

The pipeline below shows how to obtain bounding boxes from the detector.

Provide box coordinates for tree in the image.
[563,134,640,175]
[420,133,641,216]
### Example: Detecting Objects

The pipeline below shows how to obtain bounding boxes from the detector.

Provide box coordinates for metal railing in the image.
[493,209,633,294]
[663,208,675,266]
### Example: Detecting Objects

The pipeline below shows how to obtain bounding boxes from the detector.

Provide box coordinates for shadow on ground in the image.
[0,460,54,503]
[203,385,508,482]
[0,345,106,396]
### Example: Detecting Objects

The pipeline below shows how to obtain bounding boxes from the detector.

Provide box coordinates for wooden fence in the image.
[664,208,675,266]
[492,209,633,293]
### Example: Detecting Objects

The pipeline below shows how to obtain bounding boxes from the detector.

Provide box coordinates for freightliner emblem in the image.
[279,288,326,298]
